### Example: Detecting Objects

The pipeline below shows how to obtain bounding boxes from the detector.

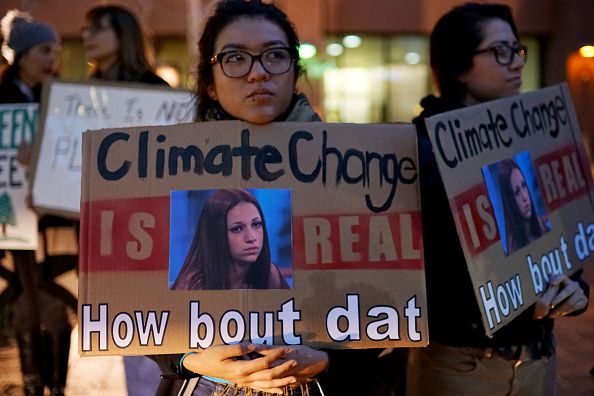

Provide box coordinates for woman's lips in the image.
[508,76,522,86]
[248,89,273,100]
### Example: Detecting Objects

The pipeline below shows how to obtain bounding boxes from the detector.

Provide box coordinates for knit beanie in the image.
[1,9,59,63]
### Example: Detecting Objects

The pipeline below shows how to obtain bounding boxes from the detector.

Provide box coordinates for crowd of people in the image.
[0,1,590,395]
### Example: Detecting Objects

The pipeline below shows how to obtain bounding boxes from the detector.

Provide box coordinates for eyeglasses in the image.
[474,44,528,66]
[210,47,295,78]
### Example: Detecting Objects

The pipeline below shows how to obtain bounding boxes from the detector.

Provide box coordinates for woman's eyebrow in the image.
[487,39,518,47]
[220,40,288,52]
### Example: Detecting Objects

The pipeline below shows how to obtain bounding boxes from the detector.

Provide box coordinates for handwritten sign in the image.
[0,103,38,249]
[79,121,428,355]
[425,84,594,335]
[31,80,195,218]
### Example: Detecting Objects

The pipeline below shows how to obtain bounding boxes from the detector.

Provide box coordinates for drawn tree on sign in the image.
[0,193,16,236]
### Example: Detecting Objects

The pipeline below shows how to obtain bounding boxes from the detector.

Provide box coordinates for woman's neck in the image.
[463,94,480,107]
[18,70,40,88]
[229,261,249,288]
[522,217,537,239]
[95,55,119,77]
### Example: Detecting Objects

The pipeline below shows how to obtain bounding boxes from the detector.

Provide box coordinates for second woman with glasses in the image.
[408,3,589,396]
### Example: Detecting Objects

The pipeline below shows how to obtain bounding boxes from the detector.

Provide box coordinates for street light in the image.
[299,43,317,60]
[579,45,594,58]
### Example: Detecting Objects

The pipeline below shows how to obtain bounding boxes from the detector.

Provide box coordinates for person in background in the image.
[172,189,289,291]
[408,3,589,396]
[0,9,59,102]
[0,10,72,396]
[82,4,167,84]
[498,158,549,255]
[150,1,332,395]
[81,5,170,395]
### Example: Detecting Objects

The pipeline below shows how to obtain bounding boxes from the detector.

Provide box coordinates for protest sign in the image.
[79,121,427,355]
[31,80,195,218]
[0,103,39,250]
[425,83,594,335]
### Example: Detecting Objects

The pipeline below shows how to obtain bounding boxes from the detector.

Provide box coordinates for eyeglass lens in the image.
[494,45,527,65]
[220,48,292,77]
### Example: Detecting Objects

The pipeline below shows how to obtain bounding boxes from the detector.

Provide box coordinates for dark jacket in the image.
[0,63,74,394]
[0,65,42,104]
[414,94,589,348]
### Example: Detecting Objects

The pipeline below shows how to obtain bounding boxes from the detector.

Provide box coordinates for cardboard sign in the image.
[79,121,427,355]
[31,80,195,218]
[425,83,594,335]
[0,103,39,250]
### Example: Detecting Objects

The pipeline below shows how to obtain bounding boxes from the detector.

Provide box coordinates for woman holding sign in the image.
[172,188,290,290]
[0,10,73,396]
[151,1,332,395]
[498,158,550,255]
[408,3,589,396]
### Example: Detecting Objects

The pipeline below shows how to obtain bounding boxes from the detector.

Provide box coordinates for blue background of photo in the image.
[482,151,550,256]
[168,188,293,288]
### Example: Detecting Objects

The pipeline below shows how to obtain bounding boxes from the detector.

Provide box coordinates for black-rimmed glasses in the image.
[474,44,528,66]
[210,47,295,78]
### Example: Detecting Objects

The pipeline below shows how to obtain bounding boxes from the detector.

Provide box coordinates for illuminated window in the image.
[322,35,541,123]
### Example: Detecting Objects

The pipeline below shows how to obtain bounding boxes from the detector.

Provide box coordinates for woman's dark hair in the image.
[173,189,272,290]
[0,60,20,85]
[196,0,302,120]
[498,159,543,253]
[430,2,519,103]
[85,5,155,81]
[0,52,57,100]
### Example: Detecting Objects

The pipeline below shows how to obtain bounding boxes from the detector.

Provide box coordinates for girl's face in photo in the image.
[82,15,119,66]
[227,202,264,265]
[459,18,525,105]
[18,42,60,86]
[510,167,532,219]
[208,16,296,124]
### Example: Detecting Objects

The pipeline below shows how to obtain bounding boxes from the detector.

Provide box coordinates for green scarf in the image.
[200,93,321,122]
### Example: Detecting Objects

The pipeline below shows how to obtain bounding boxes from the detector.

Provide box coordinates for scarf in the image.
[200,93,321,123]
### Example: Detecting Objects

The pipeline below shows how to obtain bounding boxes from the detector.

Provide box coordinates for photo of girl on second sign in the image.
[169,188,292,290]
[483,151,551,256]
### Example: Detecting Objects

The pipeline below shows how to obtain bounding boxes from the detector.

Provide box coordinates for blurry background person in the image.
[173,189,289,290]
[409,3,589,396]
[498,158,549,255]
[81,5,170,395]
[82,4,167,85]
[0,9,59,103]
[0,10,72,396]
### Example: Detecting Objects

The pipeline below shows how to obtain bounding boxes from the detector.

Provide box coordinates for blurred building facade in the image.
[1,0,593,154]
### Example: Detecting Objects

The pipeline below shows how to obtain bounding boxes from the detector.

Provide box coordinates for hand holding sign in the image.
[533,274,588,319]
[182,343,298,393]
[275,345,329,383]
